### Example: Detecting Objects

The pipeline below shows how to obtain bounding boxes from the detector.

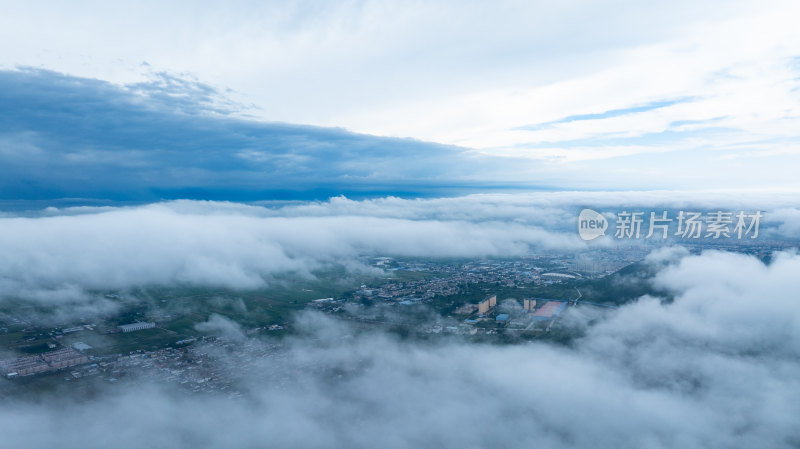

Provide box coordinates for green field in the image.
[0,266,393,357]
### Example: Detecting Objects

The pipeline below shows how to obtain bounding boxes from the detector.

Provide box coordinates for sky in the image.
[2,0,800,197]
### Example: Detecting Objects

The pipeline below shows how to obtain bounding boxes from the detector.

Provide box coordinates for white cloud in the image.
[195,313,246,342]
[2,192,799,307]
[0,197,582,302]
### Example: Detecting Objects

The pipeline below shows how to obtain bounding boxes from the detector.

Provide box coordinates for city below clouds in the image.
[2,3,800,448]
[2,249,800,448]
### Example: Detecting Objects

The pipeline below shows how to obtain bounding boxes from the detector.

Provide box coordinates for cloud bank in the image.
[2,192,799,306]
[0,197,580,303]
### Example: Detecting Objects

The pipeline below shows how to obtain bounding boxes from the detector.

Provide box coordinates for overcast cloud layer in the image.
[1,249,799,448]
[0,69,508,202]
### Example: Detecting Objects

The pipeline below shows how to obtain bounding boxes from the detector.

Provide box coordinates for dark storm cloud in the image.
[0,68,504,203]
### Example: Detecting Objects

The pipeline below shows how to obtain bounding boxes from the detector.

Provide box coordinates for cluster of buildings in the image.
[462,294,566,324]
[354,250,652,307]
[414,294,570,336]
[313,255,590,335]
[0,347,89,377]
[351,258,582,306]
[65,337,285,398]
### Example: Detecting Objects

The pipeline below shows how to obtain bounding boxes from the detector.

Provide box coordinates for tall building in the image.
[477,294,497,314]
[523,298,537,311]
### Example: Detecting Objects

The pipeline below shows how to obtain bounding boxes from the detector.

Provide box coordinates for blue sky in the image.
[517,99,695,130]
[2,0,800,202]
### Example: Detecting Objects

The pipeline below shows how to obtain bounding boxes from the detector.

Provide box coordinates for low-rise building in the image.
[118,322,156,333]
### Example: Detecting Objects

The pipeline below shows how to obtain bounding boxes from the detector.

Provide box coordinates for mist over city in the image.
[2,2,800,448]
